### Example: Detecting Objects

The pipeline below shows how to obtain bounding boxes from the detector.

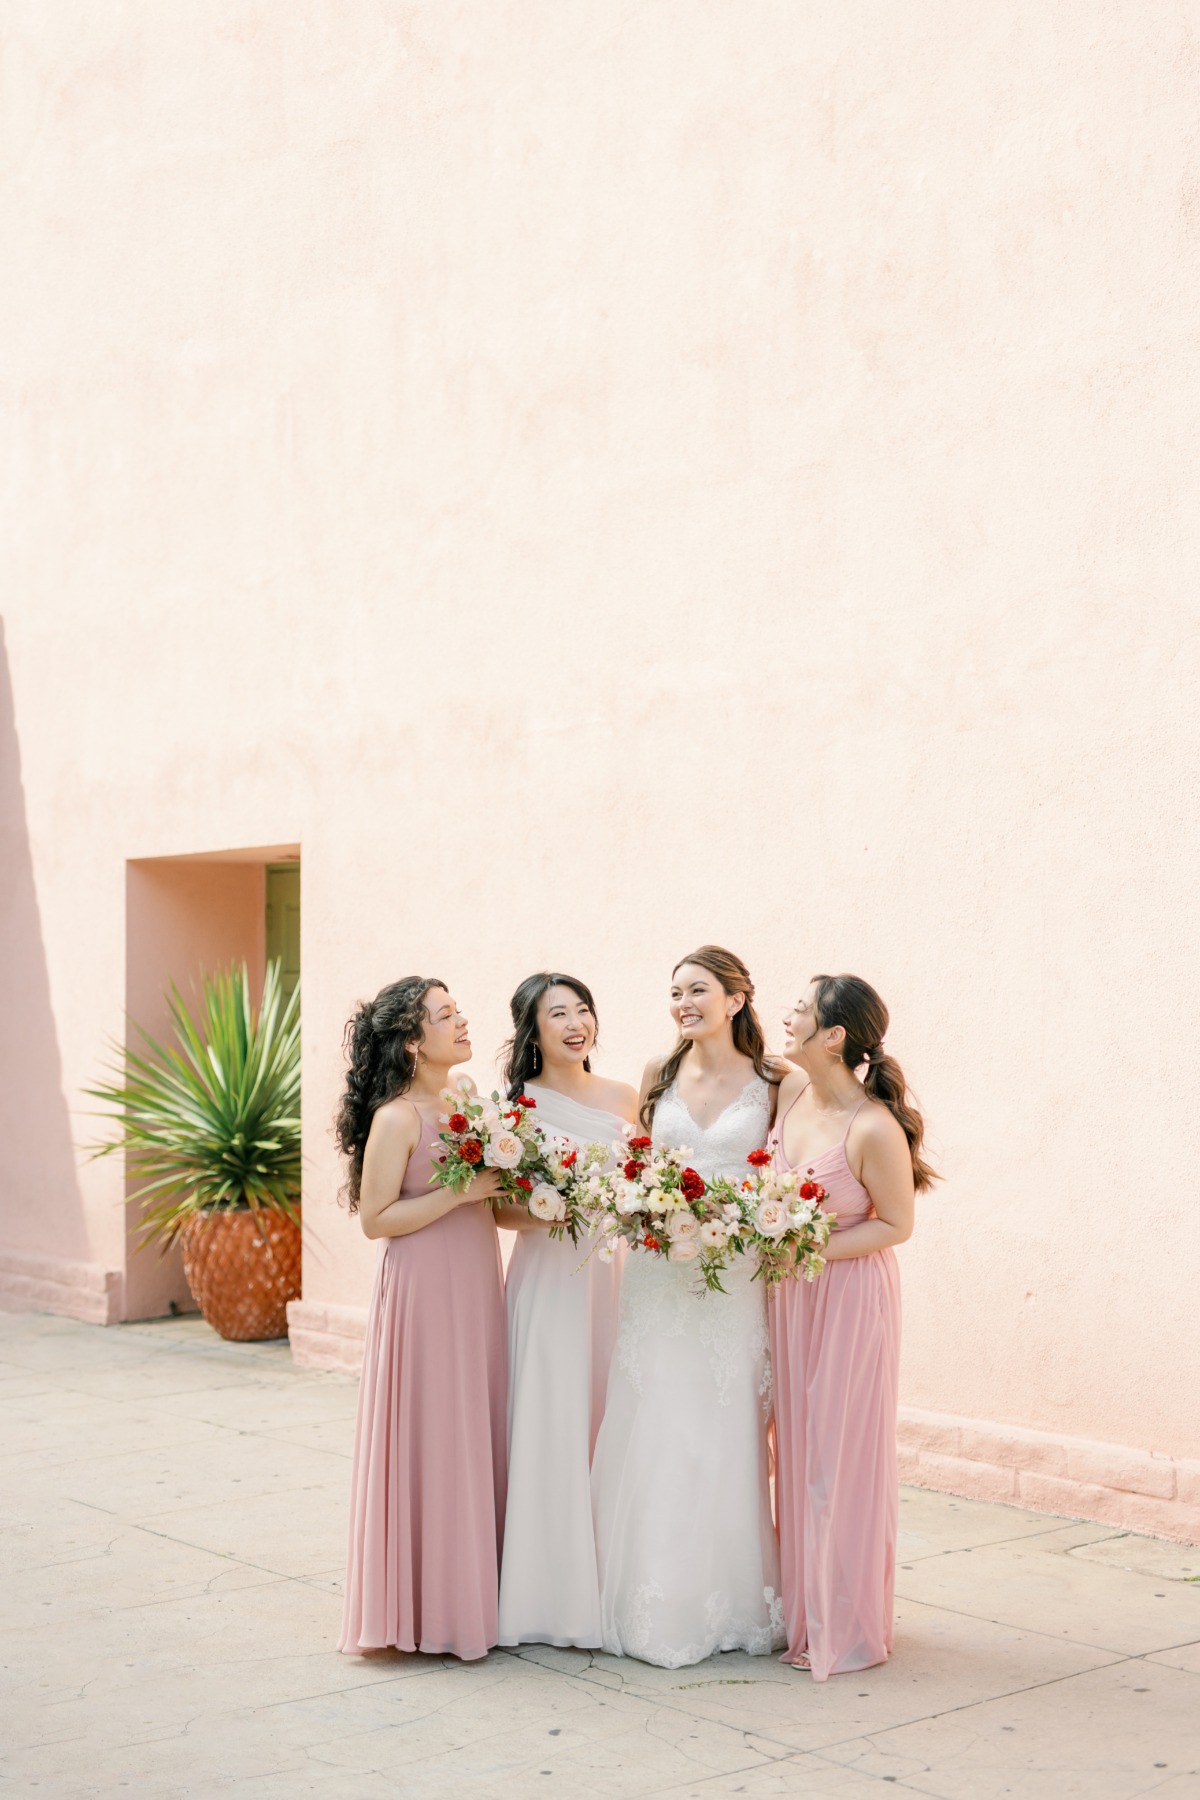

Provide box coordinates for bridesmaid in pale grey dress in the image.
[495,973,637,1648]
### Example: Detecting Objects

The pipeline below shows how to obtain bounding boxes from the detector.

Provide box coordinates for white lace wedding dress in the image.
[590,1076,784,1667]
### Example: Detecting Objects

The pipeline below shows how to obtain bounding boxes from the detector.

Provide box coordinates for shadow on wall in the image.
[0,618,109,1319]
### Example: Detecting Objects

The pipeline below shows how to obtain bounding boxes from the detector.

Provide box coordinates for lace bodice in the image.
[651,1075,772,1183]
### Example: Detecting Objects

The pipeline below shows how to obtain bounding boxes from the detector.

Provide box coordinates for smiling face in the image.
[409,985,471,1071]
[535,983,597,1072]
[782,982,835,1069]
[670,962,743,1043]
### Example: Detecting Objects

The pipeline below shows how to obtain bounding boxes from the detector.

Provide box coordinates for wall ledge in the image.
[286,1299,367,1376]
[0,1248,122,1326]
[899,1406,1200,1545]
[280,1313,1200,1545]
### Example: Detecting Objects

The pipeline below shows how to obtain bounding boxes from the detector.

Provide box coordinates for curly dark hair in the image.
[500,972,598,1098]
[333,976,445,1212]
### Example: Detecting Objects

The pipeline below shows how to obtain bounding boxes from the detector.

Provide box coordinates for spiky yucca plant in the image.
[87,960,301,1248]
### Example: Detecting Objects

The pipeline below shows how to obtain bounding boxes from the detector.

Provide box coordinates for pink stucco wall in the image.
[1,5,1197,1538]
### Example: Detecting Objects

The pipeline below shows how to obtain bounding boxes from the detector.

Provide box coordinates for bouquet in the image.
[716,1153,835,1285]
[583,1131,746,1292]
[430,1084,602,1244]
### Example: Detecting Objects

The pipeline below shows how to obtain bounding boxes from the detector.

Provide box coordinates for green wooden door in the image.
[266,864,300,1006]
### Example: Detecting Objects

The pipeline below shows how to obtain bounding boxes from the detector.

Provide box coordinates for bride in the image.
[591,944,786,1667]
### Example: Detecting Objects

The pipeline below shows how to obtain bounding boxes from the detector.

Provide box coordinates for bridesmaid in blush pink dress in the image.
[334,977,508,1662]
[769,974,935,1681]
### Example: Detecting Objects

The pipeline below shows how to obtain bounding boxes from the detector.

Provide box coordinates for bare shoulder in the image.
[589,1074,639,1121]
[764,1056,792,1087]
[640,1054,669,1092]
[855,1095,908,1150]
[368,1095,422,1148]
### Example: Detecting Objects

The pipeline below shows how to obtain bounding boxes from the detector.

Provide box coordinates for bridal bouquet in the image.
[582,1131,747,1293]
[430,1085,602,1244]
[715,1156,835,1285]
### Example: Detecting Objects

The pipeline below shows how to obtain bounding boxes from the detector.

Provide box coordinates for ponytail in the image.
[812,975,938,1192]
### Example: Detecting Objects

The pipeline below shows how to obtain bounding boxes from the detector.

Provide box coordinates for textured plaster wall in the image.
[2,5,1198,1494]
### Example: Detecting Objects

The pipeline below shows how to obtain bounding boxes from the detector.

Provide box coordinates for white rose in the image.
[699,1220,728,1249]
[484,1130,524,1171]
[528,1183,566,1223]
[615,1181,641,1216]
[667,1212,700,1242]
[754,1196,789,1240]
[668,1237,700,1262]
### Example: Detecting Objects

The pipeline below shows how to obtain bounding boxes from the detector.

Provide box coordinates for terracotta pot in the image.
[179,1209,302,1341]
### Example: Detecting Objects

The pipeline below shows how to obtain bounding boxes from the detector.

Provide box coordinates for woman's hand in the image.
[457,1167,506,1206]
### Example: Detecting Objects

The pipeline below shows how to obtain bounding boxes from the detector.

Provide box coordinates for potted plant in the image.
[87,960,302,1341]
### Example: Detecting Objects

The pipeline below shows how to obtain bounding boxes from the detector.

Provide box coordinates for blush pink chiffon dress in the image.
[339,1115,507,1661]
[768,1095,902,1680]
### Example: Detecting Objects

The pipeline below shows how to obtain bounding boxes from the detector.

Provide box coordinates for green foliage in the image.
[85,960,301,1248]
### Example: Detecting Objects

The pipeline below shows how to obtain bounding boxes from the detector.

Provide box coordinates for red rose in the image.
[516,1094,537,1108]
[623,1159,644,1181]
[799,1180,822,1201]
[561,1149,578,1169]
[460,1139,484,1165]
[747,1148,771,1167]
[642,1234,661,1252]
[629,1135,652,1151]
[448,1112,468,1133]
[679,1168,705,1202]
[515,1176,532,1192]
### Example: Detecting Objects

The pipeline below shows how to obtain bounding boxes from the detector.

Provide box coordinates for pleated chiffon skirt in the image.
[770,1244,901,1681]
[339,1204,507,1661]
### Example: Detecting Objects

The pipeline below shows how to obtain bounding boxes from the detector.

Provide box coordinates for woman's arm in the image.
[358,1104,504,1240]
[494,1200,543,1232]
[821,1106,915,1261]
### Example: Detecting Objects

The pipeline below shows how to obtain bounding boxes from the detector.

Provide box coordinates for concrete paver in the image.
[1,1309,1197,1799]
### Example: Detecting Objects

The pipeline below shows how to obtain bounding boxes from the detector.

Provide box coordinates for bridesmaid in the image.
[495,972,637,1648]
[335,977,508,1661]
[770,974,934,1680]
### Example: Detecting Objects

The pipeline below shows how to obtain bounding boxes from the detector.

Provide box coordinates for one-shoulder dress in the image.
[339,1115,508,1660]
[768,1094,901,1680]
[498,1083,626,1647]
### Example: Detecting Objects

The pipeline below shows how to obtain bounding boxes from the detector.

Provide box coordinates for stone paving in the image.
[1,1309,1197,1800]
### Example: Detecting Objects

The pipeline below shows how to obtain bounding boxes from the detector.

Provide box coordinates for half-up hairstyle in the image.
[501,972,598,1098]
[811,974,938,1191]
[641,945,775,1129]
[334,976,446,1212]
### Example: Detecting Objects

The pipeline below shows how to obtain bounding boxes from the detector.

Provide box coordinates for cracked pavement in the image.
[1,1309,1197,1799]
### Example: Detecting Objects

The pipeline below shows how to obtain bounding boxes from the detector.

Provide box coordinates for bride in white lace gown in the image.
[591,947,785,1667]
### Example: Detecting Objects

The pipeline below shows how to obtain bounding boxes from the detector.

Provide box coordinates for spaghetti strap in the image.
[842,1096,869,1143]
[777,1083,807,1136]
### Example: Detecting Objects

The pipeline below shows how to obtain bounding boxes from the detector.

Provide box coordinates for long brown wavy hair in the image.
[334,976,445,1212]
[640,945,775,1129]
[811,973,938,1191]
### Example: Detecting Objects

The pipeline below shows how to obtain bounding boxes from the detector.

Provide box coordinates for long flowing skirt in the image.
[591,1252,784,1668]
[769,1248,901,1680]
[339,1208,507,1661]
[498,1229,621,1646]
